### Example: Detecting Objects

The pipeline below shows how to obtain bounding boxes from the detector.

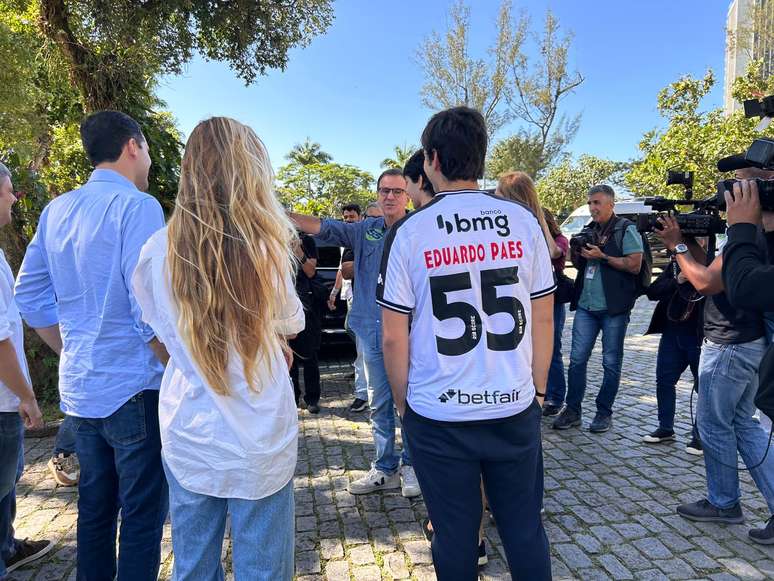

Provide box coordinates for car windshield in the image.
[560,216,590,237]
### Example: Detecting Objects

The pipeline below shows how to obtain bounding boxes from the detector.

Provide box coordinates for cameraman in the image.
[655,192,774,544]
[552,184,643,433]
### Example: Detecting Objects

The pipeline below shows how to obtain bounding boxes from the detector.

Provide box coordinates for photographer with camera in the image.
[653,161,774,542]
[552,184,644,433]
[641,250,703,455]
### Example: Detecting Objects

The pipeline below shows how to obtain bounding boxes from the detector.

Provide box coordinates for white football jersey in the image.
[376,190,555,422]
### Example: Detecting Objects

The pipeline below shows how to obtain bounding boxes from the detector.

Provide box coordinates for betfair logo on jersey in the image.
[437,388,519,405]
[436,211,511,237]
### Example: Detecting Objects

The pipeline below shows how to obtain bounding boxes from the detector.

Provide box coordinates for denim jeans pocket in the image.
[103,392,148,446]
[0,412,22,437]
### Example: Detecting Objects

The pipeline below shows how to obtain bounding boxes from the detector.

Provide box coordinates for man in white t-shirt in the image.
[0,162,52,576]
[378,107,554,579]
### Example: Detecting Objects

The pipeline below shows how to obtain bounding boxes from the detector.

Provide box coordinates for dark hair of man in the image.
[342,203,362,215]
[80,111,145,167]
[588,184,615,199]
[376,168,405,190]
[420,106,487,182]
[403,150,435,197]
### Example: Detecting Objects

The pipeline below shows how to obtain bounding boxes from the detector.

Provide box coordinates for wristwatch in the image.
[674,243,689,255]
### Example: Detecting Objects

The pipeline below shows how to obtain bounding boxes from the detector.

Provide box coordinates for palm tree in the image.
[286,138,332,166]
[380,144,416,170]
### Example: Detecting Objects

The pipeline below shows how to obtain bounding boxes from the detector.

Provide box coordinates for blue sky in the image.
[156,0,730,178]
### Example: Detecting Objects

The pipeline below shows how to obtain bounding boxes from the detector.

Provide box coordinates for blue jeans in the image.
[545,302,567,405]
[697,337,774,513]
[346,299,368,401]
[164,461,294,581]
[53,414,76,456]
[566,307,631,417]
[362,327,411,474]
[0,413,23,578]
[656,329,701,432]
[71,390,168,581]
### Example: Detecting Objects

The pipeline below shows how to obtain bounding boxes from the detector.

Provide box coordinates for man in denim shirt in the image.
[15,112,169,580]
[290,169,421,498]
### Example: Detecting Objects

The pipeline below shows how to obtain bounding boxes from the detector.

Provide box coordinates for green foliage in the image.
[625,61,774,199]
[286,138,333,166]
[381,144,416,170]
[536,155,630,217]
[277,161,374,217]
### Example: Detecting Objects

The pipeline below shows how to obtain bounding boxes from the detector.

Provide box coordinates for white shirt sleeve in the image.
[275,272,305,336]
[0,257,13,342]
[376,226,414,314]
[530,226,557,299]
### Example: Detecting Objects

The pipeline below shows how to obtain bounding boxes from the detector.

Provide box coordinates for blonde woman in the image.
[496,172,570,417]
[132,117,305,580]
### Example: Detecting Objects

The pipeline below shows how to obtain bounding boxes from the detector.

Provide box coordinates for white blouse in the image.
[132,228,305,500]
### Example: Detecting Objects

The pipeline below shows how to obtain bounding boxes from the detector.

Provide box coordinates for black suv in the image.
[313,241,352,345]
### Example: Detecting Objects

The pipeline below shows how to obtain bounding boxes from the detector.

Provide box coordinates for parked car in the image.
[560,200,670,271]
[313,240,353,345]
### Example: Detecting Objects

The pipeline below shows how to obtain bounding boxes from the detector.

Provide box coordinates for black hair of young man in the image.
[376,168,404,190]
[80,111,145,167]
[403,150,435,196]
[420,106,487,182]
[342,203,362,214]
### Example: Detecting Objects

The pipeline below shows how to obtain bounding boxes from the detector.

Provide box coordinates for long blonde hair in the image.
[496,171,550,233]
[167,117,296,396]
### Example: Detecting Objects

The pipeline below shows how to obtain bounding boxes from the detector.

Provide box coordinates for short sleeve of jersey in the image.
[530,229,557,299]
[622,225,644,255]
[376,226,414,314]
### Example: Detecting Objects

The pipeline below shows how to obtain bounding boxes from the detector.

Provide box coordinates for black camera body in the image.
[715,178,774,211]
[570,226,597,251]
[637,171,727,237]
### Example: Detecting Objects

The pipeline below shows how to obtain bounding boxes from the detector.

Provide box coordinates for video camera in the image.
[637,171,727,236]
[713,94,774,209]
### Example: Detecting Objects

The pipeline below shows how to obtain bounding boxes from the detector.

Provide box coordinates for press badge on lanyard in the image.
[585,264,597,279]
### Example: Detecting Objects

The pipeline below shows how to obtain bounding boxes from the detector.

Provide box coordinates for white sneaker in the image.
[400,465,421,498]
[348,468,400,495]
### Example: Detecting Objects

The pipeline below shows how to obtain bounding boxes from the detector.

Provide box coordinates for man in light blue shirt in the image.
[290,169,421,499]
[15,111,168,581]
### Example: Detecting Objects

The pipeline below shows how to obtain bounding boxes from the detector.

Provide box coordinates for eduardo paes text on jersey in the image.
[436,209,511,237]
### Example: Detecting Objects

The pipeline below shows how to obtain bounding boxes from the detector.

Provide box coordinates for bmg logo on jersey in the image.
[436,210,511,237]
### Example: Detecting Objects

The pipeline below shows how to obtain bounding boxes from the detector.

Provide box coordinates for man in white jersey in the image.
[378,107,554,579]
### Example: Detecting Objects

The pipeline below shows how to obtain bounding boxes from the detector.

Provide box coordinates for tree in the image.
[625,61,774,200]
[380,144,416,169]
[417,0,518,138]
[37,0,334,112]
[287,138,333,166]
[417,0,583,162]
[277,161,374,217]
[537,155,629,216]
[487,128,569,179]
[504,9,583,173]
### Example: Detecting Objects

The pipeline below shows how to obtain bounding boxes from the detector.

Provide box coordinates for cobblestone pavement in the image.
[9,297,774,580]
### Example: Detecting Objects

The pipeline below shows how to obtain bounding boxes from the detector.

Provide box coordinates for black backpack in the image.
[613,218,652,296]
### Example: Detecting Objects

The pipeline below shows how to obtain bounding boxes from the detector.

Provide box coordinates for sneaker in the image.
[677,499,745,524]
[48,453,79,487]
[552,408,581,430]
[589,413,612,433]
[478,539,488,567]
[542,403,562,417]
[307,403,320,414]
[6,538,54,573]
[642,428,676,444]
[686,434,703,456]
[749,516,774,545]
[348,468,400,495]
[349,398,368,413]
[400,465,421,498]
